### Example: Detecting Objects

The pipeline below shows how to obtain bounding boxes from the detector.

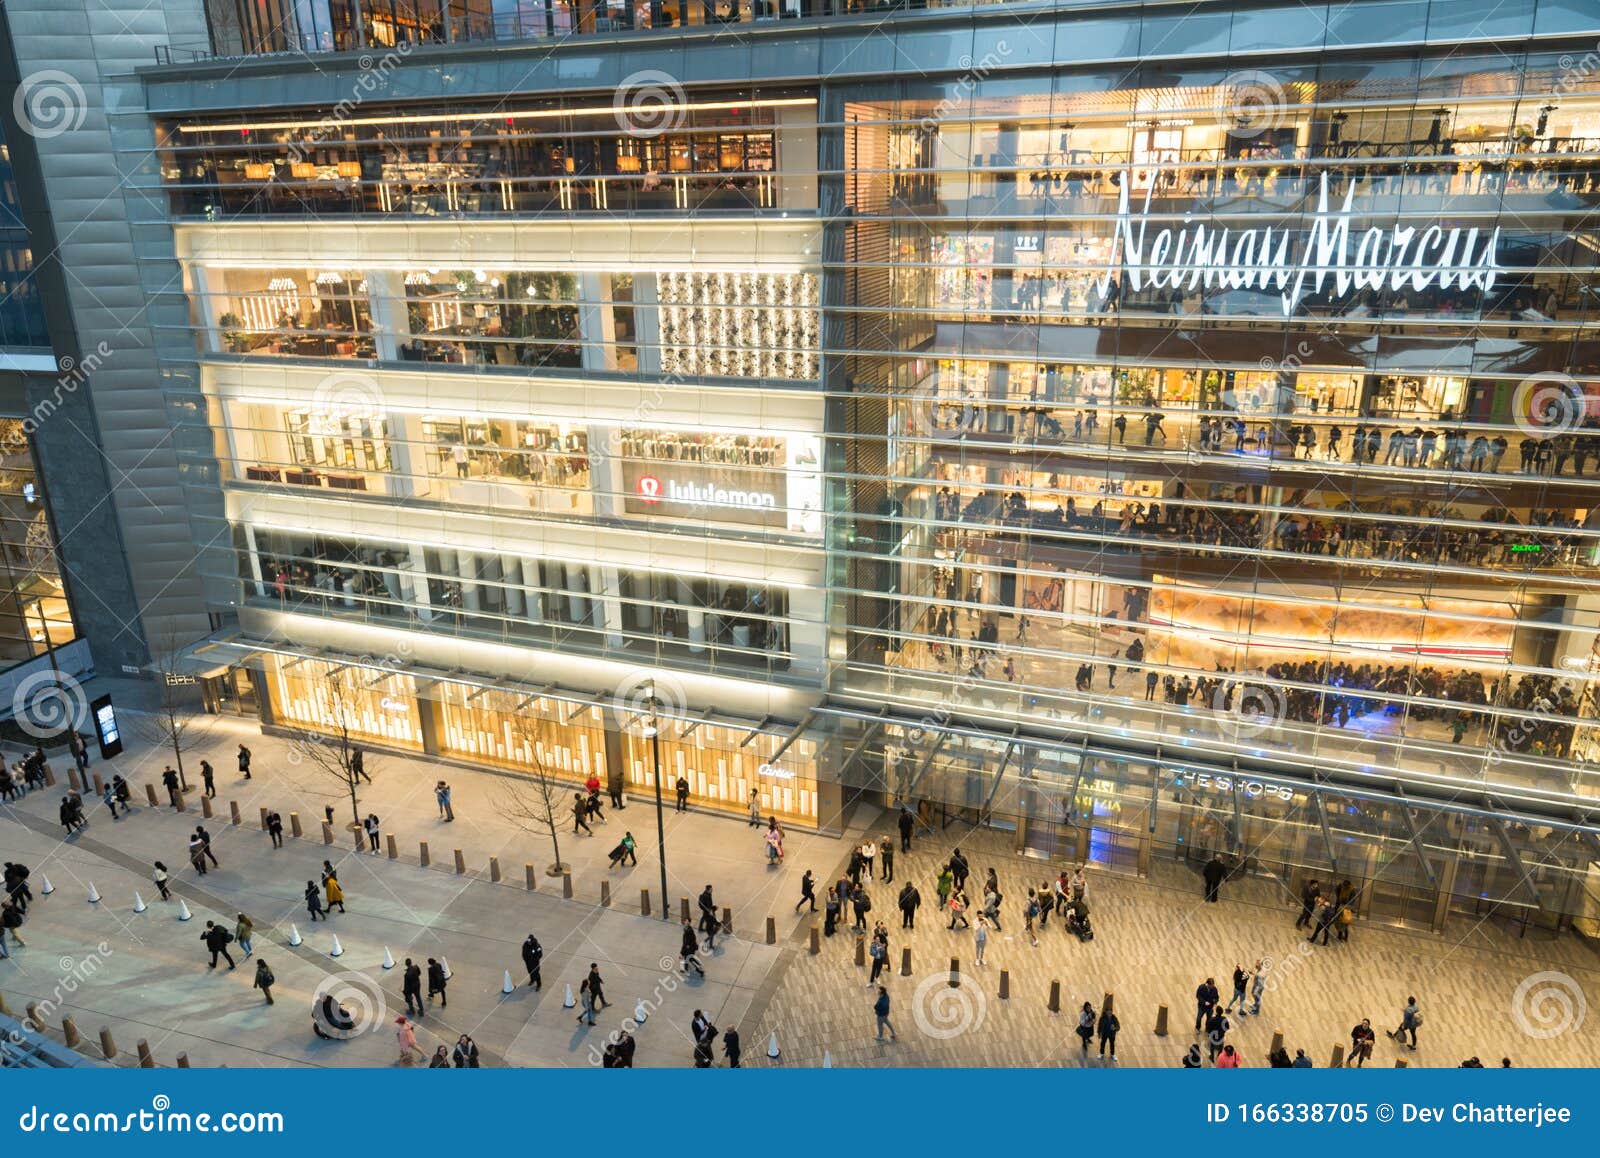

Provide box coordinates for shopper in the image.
[304,880,325,922]
[1390,996,1421,1050]
[521,934,543,989]
[153,861,172,901]
[435,780,454,822]
[322,863,346,913]
[1097,1006,1120,1060]
[897,806,914,852]
[402,958,423,1015]
[427,958,448,1007]
[201,920,236,970]
[253,958,275,1004]
[872,985,898,1041]
[267,811,284,849]
[1349,1018,1375,1066]
[395,1016,419,1064]
[1202,854,1227,902]
[1075,1002,1095,1053]
[363,813,381,853]
[200,760,216,799]
[973,913,990,965]
[674,775,689,812]
[237,744,252,780]
[235,912,255,958]
[680,919,705,976]
[898,881,921,929]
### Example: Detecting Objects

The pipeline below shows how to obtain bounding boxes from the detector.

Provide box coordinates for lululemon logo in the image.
[637,474,663,503]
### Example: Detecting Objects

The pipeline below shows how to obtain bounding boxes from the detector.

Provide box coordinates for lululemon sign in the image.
[1099,170,1504,316]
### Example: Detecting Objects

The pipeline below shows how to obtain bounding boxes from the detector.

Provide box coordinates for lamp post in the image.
[646,687,669,921]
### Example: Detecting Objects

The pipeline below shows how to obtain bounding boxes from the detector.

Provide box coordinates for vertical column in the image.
[598,566,625,647]
[457,551,481,612]
[387,412,424,500]
[242,524,265,597]
[189,266,222,354]
[787,587,825,677]
[589,423,625,519]
[401,547,433,622]
[500,554,526,616]
[634,274,662,376]
[579,272,617,373]
[521,558,544,623]
[363,270,408,362]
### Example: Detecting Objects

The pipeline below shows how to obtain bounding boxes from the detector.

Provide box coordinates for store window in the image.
[622,720,818,825]
[210,267,374,358]
[265,656,423,750]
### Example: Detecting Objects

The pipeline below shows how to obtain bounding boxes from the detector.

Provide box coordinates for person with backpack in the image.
[1023,889,1041,947]
[851,884,872,932]
[201,920,237,970]
[363,813,381,853]
[1097,1006,1121,1060]
[238,744,252,780]
[253,959,275,1004]
[0,900,24,956]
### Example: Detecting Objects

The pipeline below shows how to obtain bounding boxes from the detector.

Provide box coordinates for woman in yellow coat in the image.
[321,860,347,913]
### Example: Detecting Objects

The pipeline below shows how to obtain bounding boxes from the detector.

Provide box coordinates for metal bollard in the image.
[453,849,465,875]
[999,970,1010,1000]
[900,947,912,976]
[98,1026,117,1059]
[137,1040,155,1068]
[721,906,733,937]
[230,800,242,826]
[289,811,302,838]
[562,872,573,899]
[387,834,398,860]
[526,864,537,891]
[176,1053,190,1069]
[765,916,776,945]
[854,939,865,968]
[600,881,611,907]
[259,806,270,831]
[640,888,650,916]
[1330,1043,1346,1068]
[146,784,159,807]
[419,841,429,867]
[489,857,501,883]
[948,957,960,989]
[321,821,334,845]
[1047,980,1061,1014]
[201,796,213,819]
[1154,1003,1170,1036]
[62,1017,80,1048]
[808,925,820,954]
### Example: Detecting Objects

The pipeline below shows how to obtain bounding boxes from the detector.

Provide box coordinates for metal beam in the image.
[1488,818,1544,908]
[906,730,950,799]
[739,716,774,747]
[837,720,884,785]
[764,710,816,766]
[1395,794,1438,887]
[678,708,715,741]
[1578,829,1600,865]
[1311,792,1339,871]
[981,738,1017,816]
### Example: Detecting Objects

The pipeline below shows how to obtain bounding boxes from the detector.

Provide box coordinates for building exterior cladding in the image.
[22,0,1594,932]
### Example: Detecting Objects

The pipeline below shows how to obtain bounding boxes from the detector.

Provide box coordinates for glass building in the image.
[99,0,1600,934]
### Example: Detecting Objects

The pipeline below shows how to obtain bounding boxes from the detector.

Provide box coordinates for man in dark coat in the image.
[521,934,543,990]
[1202,854,1228,903]
[402,958,423,1015]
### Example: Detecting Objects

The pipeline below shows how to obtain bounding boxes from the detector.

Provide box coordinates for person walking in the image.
[69,731,88,775]
[101,780,121,820]
[237,744,252,780]
[267,811,284,849]
[452,1034,480,1068]
[201,920,236,970]
[747,790,761,827]
[253,958,275,1004]
[1075,1002,1095,1054]
[200,760,216,799]
[872,985,898,1041]
[402,959,423,1015]
[0,900,23,955]
[680,919,705,976]
[795,869,817,913]
[898,881,921,929]
[363,813,381,853]
[586,963,611,1010]
[1023,889,1040,947]
[351,747,370,784]
[1308,898,1337,945]
[395,1016,419,1064]
[947,890,969,929]
[948,848,970,892]
[879,837,895,884]
[153,861,172,901]
[427,958,448,1007]
[1205,1007,1231,1062]
[435,780,454,822]
[723,1025,741,1068]
[867,930,888,984]
[1194,976,1220,1032]
[1097,1006,1120,1060]
[674,775,689,812]
[1389,996,1420,1050]
[521,934,543,990]
[322,863,346,913]
[935,866,953,913]
[697,885,719,949]
[196,826,220,868]
[572,791,593,835]
[1349,1018,1376,1066]
[576,977,596,1026]
[1295,878,1321,929]
[188,833,208,877]
[1248,958,1268,1015]
[162,766,181,808]
[1202,854,1227,902]
[897,805,914,852]
[304,880,326,922]
[235,912,254,958]
[973,913,990,965]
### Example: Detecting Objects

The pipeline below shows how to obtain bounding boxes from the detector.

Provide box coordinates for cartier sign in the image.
[1099,171,1503,316]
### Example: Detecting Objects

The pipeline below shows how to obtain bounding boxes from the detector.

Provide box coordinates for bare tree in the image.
[494,717,572,876]
[133,627,204,790]
[294,666,373,831]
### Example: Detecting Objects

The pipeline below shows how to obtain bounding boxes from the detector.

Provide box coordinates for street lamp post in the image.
[648,689,669,921]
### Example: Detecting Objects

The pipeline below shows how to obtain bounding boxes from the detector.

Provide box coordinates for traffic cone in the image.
[440,957,452,980]
[502,970,514,995]
[330,935,344,957]
[177,899,193,921]
[133,892,147,913]
[563,983,575,1008]
[382,946,395,970]
[634,998,648,1024]
[86,882,101,904]
[288,923,302,946]
[767,1030,780,1059]
[40,875,53,895]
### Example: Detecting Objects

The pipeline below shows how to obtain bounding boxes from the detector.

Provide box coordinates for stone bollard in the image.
[1394,1058,1407,1068]
[1330,1043,1346,1068]
[260,807,270,831]
[900,947,912,976]
[640,889,650,916]
[201,796,213,819]
[489,857,501,883]
[137,1040,155,1068]
[146,784,159,807]
[679,896,690,922]
[321,821,334,845]
[765,916,776,945]
[854,939,865,968]
[98,1026,116,1059]
[229,800,241,826]
[68,768,81,792]
[175,790,186,813]
[601,880,611,907]
[526,864,537,891]
[1102,992,1115,1016]
[1047,979,1061,1014]
[25,1002,40,1027]
[0,992,8,1017]
[1155,1004,1170,1036]
[289,812,302,838]
[419,841,429,867]
[387,835,398,860]
[999,970,1010,1000]
[809,924,820,954]
[352,825,363,852]
[721,906,733,937]
[92,772,104,795]
[453,849,465,875]
[948,956,960,989]
[62,1017,80,1048]
[562,872,573,899]
[1270,1029,1284,1056]
[43,766,55,787]
[176,1053,190,1069]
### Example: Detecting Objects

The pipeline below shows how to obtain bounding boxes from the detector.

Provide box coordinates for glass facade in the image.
[161,1,1600,928]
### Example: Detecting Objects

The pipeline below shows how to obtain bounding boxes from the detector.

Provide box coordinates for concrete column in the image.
[634,274,661,376]
[457,551,481,612]
[363,270,408,362]
[521,558,544,623]
[500,555,526,616]
[598,566,625,647]
[578,271,617,373]
[242,524,266,597]
[401,548,433,622]
[190,265,222,354]
[588,424,624,519]
[387,412,426,501]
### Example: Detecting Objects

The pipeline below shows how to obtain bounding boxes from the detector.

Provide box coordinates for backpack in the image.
[260,969,275,986]
[859,897,872,913]
[221,931,235,944]
[1411,1011,1423,1027]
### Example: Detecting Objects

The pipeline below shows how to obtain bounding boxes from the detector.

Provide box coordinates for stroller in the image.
[1065,900,1094,942]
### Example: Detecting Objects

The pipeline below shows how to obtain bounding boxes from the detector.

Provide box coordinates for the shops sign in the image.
[1099,171,1503,317]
